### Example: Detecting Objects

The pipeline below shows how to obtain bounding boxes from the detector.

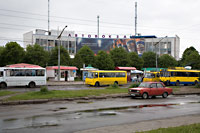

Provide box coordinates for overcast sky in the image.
[0,0,200,58]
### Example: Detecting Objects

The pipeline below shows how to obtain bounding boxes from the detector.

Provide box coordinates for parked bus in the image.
[160,69,200,86]
[143,72,160,82]
[85,70,127,86]
[0,67,46,88]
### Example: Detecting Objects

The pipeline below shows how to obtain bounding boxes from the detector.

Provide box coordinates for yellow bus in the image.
[160,69,200,86]
[85,70,127,86]
[143,72,160,82]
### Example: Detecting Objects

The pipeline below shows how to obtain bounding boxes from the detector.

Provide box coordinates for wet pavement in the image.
[0,95,200,133]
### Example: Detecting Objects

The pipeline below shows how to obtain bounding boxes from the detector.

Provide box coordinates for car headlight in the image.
[136,90,140,93]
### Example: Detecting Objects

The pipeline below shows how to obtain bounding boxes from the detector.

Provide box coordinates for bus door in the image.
[0,71,4,81]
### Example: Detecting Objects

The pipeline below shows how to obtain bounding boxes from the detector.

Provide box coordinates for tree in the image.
[24,44,49,67]
[48,46,71,66]
[95,50,115,70]
[181,46,199,66]
[1,42,25,66]
[129,52,144,69]
[77,45,96,67]
[142,52,156,68]
[158,54,177,68]
[110,47,130,67]
[0,46,5,67]
[184,52,200,69]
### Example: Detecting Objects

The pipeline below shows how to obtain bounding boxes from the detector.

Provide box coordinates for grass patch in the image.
[5,88,128,101]
[0,91,16,97]
[137,123,200,133]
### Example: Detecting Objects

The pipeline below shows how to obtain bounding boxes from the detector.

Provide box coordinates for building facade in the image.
[23,29,180,60]
[23,29,76,58]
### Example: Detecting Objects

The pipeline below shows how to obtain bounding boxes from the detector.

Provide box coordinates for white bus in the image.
[0,67,46,88]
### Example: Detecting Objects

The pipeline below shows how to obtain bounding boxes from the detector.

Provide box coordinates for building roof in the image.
[46,66,78,70]
[6,63,43,68]
[115,67,136,70]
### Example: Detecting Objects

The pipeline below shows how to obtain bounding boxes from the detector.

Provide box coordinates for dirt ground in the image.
[75,114,200,133]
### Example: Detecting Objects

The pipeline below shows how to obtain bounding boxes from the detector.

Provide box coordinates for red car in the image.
[128,82,173,99]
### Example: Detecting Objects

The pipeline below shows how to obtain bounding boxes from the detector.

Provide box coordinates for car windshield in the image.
[139,82,150,88]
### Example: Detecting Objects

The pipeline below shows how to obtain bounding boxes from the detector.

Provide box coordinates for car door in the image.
[149,83,157,96]
[156,83,165,95]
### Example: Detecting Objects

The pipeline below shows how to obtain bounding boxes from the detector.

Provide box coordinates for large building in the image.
[23,29,76,58]
[23,29,180,60]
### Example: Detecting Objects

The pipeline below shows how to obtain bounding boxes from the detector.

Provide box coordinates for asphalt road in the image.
[0,94,200,133]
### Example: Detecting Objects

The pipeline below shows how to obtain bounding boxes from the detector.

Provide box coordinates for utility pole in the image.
[97,15,99,38]
[154,36,168,71]
[135,2,137,36]
[57,25,68,81]
[48,0,50,51]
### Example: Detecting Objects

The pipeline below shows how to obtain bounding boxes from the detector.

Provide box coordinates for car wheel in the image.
[162,92,168,98]
[0,82,7,89]
[142,92,148,99]
[29,82,36,88]
[175,81,180,86]
[95,82,100,87]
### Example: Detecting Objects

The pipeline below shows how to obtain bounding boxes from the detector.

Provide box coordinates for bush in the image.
[40,86,49,93]
[106,83,119,89]
[129,83,140,88]
[195,84,200,88]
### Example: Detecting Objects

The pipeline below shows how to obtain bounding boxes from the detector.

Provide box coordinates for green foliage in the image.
[106,83,119,89]
[6,88,128,101]
[137,123,200,133]
[184,52,200,69]
[129,52,144,69]
[95,50,115,70]
[0,42,25,66]
[40,86,49,94]
[24,44,49,67]
[110,47,130,67]
[0,91,16,97]
[77,45,96,67]
[129,83,140,88]
[48,46,71,66]
[142,52,156,68]
[159,54,177,68]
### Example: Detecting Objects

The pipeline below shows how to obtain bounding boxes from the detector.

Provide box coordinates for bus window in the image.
[94,73,98,78]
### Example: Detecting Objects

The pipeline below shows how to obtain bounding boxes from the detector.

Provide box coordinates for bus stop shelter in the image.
[115,67,136,82]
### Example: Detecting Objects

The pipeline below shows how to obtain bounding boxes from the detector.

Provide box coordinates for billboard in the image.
[76,38,145,55]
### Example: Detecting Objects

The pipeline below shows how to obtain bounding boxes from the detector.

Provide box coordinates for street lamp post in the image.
[57,25,67,81]
[154,36,167,71]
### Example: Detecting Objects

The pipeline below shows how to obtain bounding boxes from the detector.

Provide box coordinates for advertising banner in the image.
[76,38,145,55]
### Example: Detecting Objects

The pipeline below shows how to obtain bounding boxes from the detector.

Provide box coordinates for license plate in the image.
[131,94,135,96]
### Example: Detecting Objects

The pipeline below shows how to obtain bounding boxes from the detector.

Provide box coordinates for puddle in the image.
[77,101,93,104]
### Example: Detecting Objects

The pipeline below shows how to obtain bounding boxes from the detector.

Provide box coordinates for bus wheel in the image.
[142,92,148,99]
[95,82,100,87]
[166,81,170,86]
[114,81,118,85]
[194,80,198,85]
[0,82,7,89]
[29,82,36,88]
[175,81,180,86]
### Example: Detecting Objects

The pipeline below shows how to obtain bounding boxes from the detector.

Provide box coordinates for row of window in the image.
[160,72,199,77]
[98,72,126,78]
[6,69,45,77]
